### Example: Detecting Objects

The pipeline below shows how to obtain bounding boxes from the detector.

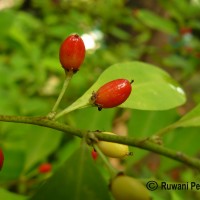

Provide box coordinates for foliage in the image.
[0,0,200,200]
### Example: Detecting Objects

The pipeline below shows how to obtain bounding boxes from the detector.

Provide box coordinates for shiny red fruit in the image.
[91,149,98,160]
[0,149,4,171]
[59,34,85,72]
[92,79,133,111]
[38,163,52,174]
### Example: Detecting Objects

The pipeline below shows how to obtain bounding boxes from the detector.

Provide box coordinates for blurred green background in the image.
[0,0,200,199]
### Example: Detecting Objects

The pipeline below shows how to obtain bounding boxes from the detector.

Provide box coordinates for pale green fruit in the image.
[97,132,129,158]
[111,175,150,200]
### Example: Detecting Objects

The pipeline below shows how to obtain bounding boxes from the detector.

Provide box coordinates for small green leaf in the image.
[64,62,186,113]
[108,26,131,40]
[30,144,111,200]
[137,10,177,35]
[154,104,200,138]
[174,103,200,127]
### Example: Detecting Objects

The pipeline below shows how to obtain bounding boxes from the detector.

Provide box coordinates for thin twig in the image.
[0,115,200,170]
[47,71,74,119]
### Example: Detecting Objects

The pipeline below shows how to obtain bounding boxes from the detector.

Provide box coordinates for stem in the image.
[54,103,91,120]
[94,144,117,177]
[154,123,178,137]
[47,71,73,119]
[0,114,200,170]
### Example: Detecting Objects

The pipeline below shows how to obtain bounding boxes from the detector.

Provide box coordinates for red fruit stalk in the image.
[0,148,4,171]
[59,34,85,72]
[92,79,133,111]
[38,163,52,174]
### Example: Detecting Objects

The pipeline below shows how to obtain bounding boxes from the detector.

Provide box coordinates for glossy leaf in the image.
[64,62,186,113]
[30,144,111,200]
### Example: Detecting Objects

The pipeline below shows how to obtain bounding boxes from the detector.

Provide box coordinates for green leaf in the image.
[170,191,183,200]
[0,188,27,200]
[174,103,200,127]
[30,144,111,200]
[71,107,115,131]
[160,127,200,171]
[128,109,178,138]
[108,26,131,40]
[0,10,15,37]
[56,138,80,166]
[64,62,186,113]
[0,149,25,181]
[23,126,62,173]
[137,10,177,36]
[126,109,178,164]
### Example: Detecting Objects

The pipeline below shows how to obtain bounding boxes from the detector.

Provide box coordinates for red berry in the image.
[169,168,181,181]
[92,79,133,111]
[59,34,85,72]
[180,27,192,35]
[91,149,98,160]
[0,148,4,171]
[38,163,52,174]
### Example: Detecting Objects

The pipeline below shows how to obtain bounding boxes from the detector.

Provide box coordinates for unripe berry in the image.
[91,149,98,160]
[0,148,4,171]
[59,34,85,72]
[110,174,150,200]
[91,79,132,111]
[38,163,52,174]
[97,132,129,158]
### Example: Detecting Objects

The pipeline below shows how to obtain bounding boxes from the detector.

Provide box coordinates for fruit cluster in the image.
[59,34,133,111]
[59,34,147,200]
[60,34,133,159]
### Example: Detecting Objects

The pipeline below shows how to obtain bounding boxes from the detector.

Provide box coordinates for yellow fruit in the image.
[97,132,129,158]
[111,175,150,200]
